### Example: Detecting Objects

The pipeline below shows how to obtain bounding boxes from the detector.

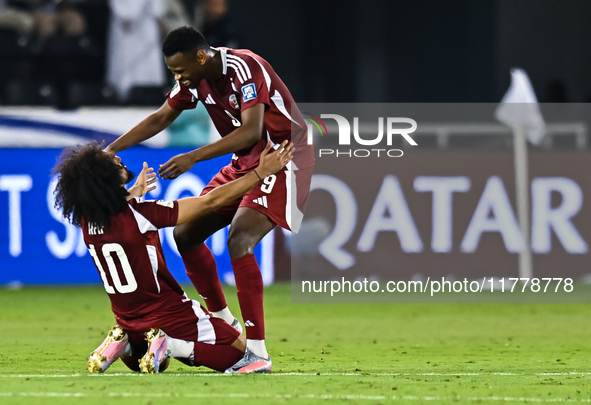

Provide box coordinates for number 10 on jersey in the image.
[89,243,138,294]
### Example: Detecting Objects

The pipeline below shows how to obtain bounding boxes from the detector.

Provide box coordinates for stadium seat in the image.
[0,30,35,94]
[4,80,59,106]
[67,82,119,109]
[0,29,30,57]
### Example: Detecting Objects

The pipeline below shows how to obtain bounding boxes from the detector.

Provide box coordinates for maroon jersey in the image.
[82,198,183,320]
[166,47,314,173]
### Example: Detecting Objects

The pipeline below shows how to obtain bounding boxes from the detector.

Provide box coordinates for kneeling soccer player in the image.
[52,140,292,373]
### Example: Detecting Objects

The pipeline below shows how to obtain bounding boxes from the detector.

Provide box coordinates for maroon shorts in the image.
[115,297,240,360]
[201,161,313,233]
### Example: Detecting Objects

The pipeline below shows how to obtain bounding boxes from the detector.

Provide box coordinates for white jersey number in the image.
[89,243,138,294]
[261,174,277,194]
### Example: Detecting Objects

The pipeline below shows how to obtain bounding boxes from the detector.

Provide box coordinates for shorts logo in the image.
[229,94,240,109]
[252,196,268,208]
[241,83,257,102]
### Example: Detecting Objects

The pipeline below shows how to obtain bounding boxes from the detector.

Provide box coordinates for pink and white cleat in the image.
[139,328,171,373]
[87,325,130,373]
[224,348,272,374]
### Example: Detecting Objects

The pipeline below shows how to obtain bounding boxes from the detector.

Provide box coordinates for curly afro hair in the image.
[52,142,131,229]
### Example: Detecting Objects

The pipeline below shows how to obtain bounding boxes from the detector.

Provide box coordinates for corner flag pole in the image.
[495,68,546,280]
[512,125,533,279]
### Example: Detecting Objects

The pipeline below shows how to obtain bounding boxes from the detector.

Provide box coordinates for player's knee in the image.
[227,230,255,259]
[173,226,193,252]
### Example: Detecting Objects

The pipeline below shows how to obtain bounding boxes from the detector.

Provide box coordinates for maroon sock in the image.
[120,355,140,372]
[232,254,265,340]
[180,244,227,312]
[193,342,244,372]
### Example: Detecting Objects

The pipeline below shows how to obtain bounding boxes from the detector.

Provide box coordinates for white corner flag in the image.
[495,68,545,280]
[495,68,546,145]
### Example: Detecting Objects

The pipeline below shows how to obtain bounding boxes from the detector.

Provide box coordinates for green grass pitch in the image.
[1,283,590,404]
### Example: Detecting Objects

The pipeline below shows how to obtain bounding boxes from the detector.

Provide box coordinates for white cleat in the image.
[224,348,272,374]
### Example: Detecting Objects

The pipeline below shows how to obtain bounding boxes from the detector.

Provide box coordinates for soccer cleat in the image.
[230,318,243,334]
[139,328,171,373]
[224,348,272,374]
[87,325,130,373]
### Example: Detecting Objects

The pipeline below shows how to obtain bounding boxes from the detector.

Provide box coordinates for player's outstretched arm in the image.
[105,102,181,154]
[175,140,292,225]
[158,103,264,179]
[127,162,158,200]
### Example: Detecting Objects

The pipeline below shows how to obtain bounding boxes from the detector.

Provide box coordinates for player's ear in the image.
[196,49,207,65]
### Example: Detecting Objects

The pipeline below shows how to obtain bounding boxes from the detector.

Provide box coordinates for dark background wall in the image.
[2,0,591,104]
[232,0,591,103]
[496,0,591,103]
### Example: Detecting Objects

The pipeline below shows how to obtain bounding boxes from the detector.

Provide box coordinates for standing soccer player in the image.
[105,26,314,373]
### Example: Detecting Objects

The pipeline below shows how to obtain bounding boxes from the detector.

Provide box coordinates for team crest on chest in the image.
[229,94,240,109]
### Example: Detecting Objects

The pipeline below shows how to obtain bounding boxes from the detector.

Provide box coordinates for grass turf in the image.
[0,283,590,404]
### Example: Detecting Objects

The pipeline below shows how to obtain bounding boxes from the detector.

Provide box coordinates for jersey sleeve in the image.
[229,54,271,113]
[166,81,198,111]
[128,198,179,230]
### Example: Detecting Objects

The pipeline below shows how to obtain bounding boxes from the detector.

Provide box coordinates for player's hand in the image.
[158,152,195,180]
[257,140,293,178]
[127,162,158,200]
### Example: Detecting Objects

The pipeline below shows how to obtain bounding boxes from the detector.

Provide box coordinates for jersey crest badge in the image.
[241,83,257,102]
[229,94,240,109]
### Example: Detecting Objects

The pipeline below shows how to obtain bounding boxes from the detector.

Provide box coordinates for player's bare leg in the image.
[225,207,275,373]
[174,212,242,331]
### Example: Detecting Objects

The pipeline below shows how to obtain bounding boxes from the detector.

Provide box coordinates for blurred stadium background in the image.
[4,0,591,106]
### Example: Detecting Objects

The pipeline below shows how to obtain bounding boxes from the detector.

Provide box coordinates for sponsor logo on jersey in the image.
[205,94,216,104]
[241,83,257,102]
[229,94,240,109]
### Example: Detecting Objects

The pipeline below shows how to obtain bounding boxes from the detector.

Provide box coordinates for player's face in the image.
[165,52,203,88]
[112,155,134,184]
